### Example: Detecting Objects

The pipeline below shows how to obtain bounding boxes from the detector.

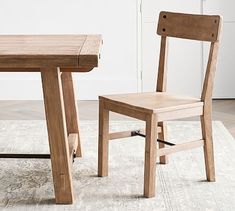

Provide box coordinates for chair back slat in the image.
[157,11,222,42]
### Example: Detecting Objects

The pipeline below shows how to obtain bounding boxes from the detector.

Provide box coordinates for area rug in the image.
[0,121,234,211]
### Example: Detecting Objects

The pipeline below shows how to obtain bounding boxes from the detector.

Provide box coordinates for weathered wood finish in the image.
[144,114,157,197]
[156,139,204,157]
[157,11,222,42]
[79,35,102,67]
[61,72,82,157]
[158,105,203,121]
[109,129,145,140]
[68,133,79,162]
[156,35,168,164]
[156,36,168,92]
[98,11,221,198]
[0,34,102,204]
[158,122,168,164]
[100,93,203,114]
[0,35,102,69]
[202,42,220,102]
[200,38,221,183]
[41,68,74,204]
[102,98,147,121]
[201,110,215,181]
[98,100,110,177]
[0,67,94,72]
[109,127,162,140]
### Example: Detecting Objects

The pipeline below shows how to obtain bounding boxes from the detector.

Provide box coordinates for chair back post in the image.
[201,41,220,104]
[156,36,168,92]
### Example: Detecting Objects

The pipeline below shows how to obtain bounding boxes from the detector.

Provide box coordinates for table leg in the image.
[61,72,82,157]
[41,68,74,204]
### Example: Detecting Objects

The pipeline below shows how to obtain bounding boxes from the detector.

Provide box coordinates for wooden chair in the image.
[98,11,222,198]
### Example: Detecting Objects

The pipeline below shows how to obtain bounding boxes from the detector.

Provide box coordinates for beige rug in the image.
[0,121,234,211]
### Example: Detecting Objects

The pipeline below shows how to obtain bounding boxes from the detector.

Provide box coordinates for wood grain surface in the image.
[0,35,102,69]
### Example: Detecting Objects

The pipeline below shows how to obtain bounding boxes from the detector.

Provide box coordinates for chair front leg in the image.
[98,100,110,177]
[144,114,158,197]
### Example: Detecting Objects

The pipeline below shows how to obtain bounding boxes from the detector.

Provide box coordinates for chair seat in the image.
[100,92,203,114]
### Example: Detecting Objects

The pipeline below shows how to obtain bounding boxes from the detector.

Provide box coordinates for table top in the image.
[0,35,102,71]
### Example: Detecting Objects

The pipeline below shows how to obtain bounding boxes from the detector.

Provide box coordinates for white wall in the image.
[0,0,234,99]
[0,0,138,100]
[141,0,235,98]
[203,0,235,98]
[141,0,202,97]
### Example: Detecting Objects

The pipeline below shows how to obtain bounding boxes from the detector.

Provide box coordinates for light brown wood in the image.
[0,35,102,69]
[0,34,102,204]
[157,11,222,42]
[61,72,82,157]
[79,35,102,67]
[41,68,73,204]
[201,108,215,182]
[158,105,203,121]
[156,36,168,92]
[109,129,145,140]
[158,122,168,164]
[68,133,78,162]
[144,114,157,197]
[100,92,203,115]
[202,42,220,102]
[156,36,168,164]
[109,127,162,140]
[102,99,147,121]
[156,139,204,157]
[0,67,94,72]
[200,43,218,181]
[98,100,110,177]
[200,38,221,183]
[98,11,222,198]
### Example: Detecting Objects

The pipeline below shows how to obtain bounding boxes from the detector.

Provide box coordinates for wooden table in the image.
[0,35,102,204]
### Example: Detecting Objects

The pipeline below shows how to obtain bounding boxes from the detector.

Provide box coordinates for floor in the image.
[1,120,234,210]
[0,100,234,138]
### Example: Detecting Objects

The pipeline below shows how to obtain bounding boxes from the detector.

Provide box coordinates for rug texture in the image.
[0,120,234,211]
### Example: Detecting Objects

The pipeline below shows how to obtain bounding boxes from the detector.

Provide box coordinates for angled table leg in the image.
[41,68,74,204]
[61,72,82,157]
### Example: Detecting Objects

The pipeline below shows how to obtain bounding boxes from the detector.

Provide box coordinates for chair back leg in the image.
[158,122,168,164]
[200,113,215,181]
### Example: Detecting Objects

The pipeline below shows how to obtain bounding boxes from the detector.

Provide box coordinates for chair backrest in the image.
[156,11,222,102]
